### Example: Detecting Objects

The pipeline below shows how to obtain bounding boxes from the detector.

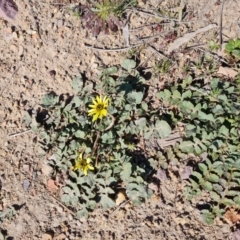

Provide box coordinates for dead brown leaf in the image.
[47,179,58,193]
[53,233,66,240]
[224,208,240,224]
[217,66,238,79]
[42,233,52,240]
[115,190,126,206]
[167,24,217,53]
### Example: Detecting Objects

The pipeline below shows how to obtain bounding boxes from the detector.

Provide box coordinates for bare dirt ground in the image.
[0,0,240,239]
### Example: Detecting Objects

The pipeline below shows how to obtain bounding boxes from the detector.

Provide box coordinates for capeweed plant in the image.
[28,59,175,218]
[158,76,240,224]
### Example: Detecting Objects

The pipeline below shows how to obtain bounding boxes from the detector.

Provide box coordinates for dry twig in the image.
[84,43,143,52]
[219,0,226,50]
[8,129,32,138]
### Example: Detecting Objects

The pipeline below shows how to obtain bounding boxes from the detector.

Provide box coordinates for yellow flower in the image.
[88,95,109,122]
[73,153,94,175]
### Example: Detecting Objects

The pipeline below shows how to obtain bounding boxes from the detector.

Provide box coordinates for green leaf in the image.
[100,195,115,210]
[226,190,238,197]
[76,208,88,219]
[232,49,240,58]
[157,89,171,101]
[104,76,116,86]
[135,117,146,130]
[210,191,220,202]
[120,162,132,181]
[179,101,195,114]
[207,174,219,183]
[144,129,153,140]
[148,158,158,170]
[202,181,213,191]
[72,74,83,92]
[225,43,234,53]
[198,111,214,122]
[87,200,96,210]
[194,145,202,155]
[201,210,214,225]
[70,196,79,206]
[37,147,46,157]
[198,163,208,173]
[181,76,192,88]
[182,90,192,99]
[234,196,240,205]
[222,198,235,206]
[226,86,235,94]
[74,130,85,138]
[172,90,181,99]
[154,120,171,138]
[41,93,59,107]
[127,91,143,105]
[121,59,136,71]
[62,186,72,194]
[179,141,194,153]
[83,83,93,92]
[70,171,78,179]
[219,125,229,136]
[101,131,115,144]
[96,178,106,186]
[141,102,148,111]
[191,171,202,181]
[61,194,71,205]
[102,66,118,75]
[210,78,219,89]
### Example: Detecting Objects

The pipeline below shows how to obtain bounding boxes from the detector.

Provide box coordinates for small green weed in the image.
[0,207,16,222]
[153,59,171,75]
[208,40,220,51]
[189,55,218,78]
[80,0,136,36]
[225,39,240,61]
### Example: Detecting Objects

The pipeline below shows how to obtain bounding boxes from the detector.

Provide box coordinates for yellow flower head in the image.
[88,95,109,122]
[73,153,94,175]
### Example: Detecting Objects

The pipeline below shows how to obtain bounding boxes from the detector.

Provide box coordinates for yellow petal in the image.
[86,158,91,163]
[88,165,94,170]
[88,110,97,116]
[89,104,96,108]
[92,113,99,122]
[96,95,101,103]
[83,168,88,175]
[100,109,107,118]
[103,96,108,104]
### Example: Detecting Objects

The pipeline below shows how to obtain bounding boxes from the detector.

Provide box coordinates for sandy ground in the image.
[0,0,240,239]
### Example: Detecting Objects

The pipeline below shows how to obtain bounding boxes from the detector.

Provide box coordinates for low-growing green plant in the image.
[157,77,240,224]
[26,54,240,223]
[0,207,16,222]
[80,0,136,36]
[153,59,171,75]
[225,39,240,61]
[208,40,220,51]
[189,55,218,78]
[26,59,176,218]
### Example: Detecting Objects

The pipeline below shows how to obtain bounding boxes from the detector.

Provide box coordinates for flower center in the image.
[96,103,104,111]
